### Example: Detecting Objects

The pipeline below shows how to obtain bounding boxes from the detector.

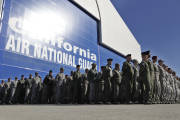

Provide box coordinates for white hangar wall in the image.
[72,0,142,62]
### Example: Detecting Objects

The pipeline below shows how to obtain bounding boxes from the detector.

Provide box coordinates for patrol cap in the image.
[91,63,96,66]
[76,65,80,67]
[101,66,105,69]
[132,59,138,63]
[60,67,64,70]
[158,59,164,62]
[115,63,120,67]
[107,58,113,61]
[141,52,146,56]
[15,77,18,79]
[35,72,38,74]
[145,50,150,55]
[152,56,157,60]
[126,54,131,57]
[49,70,53,73]
[21,75,24,77]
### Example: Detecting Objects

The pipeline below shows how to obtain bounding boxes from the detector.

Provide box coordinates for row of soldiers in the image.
[0,51,180,104]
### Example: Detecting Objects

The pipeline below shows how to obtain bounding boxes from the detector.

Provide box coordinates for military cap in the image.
[15,77,18,79]
[49,70,53,72]
[141,52,146,55]
[158,59,164,62]
[21,75,24,77]
[91,63,96,66]
[76,65,80,67]
[145,50,150,55]
[126,54,131,57]
[107,58,113,61]
[35,72,38,74]
[115,63,120,67]
[152,56,157,60]
[132,59,138,63]
[60,67,64,70]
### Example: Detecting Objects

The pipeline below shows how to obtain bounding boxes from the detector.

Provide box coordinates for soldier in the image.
[97,66,105,103]
[111,63,121,103]
[4,78,12,104]
[103,58,113,103]
[72,65,82,104]
[9,77,18,103]
[162,64,169,103]
[0,80,5,104]
[121,54,134,103]
[55,67,65,104]
[31,72,41,104]
[69,71,74,103]
[132,59,140,103]
[158,59,166,103]
[64,75,72,103]
[152,56,161,104]
[139,52,151,104]
[172,71,177,103]
[88,63,98,104]
[43,70,54,104]
[146,51,155,103]
[24,74,33,104]
[81,69,89,104]
[17,75,26,104]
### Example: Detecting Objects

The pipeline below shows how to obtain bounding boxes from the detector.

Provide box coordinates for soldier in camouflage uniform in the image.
[152,56,161,103]
[81,69,89,104]
[139,52,151,104]
[31,72,41,104]
[97,66,105,103]
[0,80,5,104]
[24,74,33,104]
[55,68,65,104]
[4,78,11,104]
[88,63,98,104]
[111,63,121,103]
[16,75,26,104]
[43,70,54,104]
[103,58,113,103]
[10,77,18,103]
[132,59,140,103]
[158,59,166,103]
[146,51,155,103]
[72,65,82,104]
[121,55,134,103]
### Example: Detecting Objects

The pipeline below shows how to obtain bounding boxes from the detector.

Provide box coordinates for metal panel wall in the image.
[0,0,100,80]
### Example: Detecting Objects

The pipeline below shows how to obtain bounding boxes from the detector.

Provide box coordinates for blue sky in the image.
[111,0,180,76]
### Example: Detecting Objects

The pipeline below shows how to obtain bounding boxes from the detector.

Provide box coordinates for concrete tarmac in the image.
[0,104,180,120]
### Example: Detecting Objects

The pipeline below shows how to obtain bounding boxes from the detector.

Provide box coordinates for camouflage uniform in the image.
[88,68,98,103]
[121,61,134,103]
[139,61,151,103]
[111,68,121,103]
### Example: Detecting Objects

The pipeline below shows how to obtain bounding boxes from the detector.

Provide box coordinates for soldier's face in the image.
[116,66,120,71]
[49,72,52,76]
[85,69,89,73]
[126,56,131,62]
[60,69,64,73]
[108,61,112,65]
[77,67,80,71]
[142,55,146,61]
[29,75,32,78]
[92,64,96,69]
[158,61,163,66]
[153,58,157,63]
